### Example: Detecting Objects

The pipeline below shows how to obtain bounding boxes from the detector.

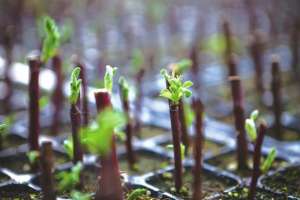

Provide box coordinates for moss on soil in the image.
[261,166,300,198]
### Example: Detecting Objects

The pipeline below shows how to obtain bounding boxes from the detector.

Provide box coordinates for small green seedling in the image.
[70,191,91,200]
[160,69,193,105]
[245,110,259,141]
[80,108,125,155]
[166,143,186,160]
[104,65,117,93]
[261,148,277,174]
[27,150,40,164]
[63,138,74,160]
[41,16,61,62]
[56,162,83,192]
[69,67,82,105]
[119,76,129,100]
[127,188,150,200]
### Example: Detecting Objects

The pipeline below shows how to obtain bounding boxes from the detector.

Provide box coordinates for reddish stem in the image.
[50,55,64,135]
[229,76,248,170]
[28,56,41,151]
[290,19,299,79]
[70,104,83,163]
[40,142,56,200]
[189,45,200,91]
[178,99,189,154]
[192,99,204,200]
[169,103,183,192]
[223,20,232,62]
[271,56,282,140]
[77,61,89,126]
[119,87,136,170]
[248,123,266,200]
[94,90,123,200]
[134,68,145,135]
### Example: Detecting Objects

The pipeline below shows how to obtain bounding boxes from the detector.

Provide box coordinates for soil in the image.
[148,168,237,199]
[206,151,288,177]
[0,152,68,174]
[0,184,42,200]
[160,139,225,156]
[139,126,168,140]
[260,165,300,198]
[0,134,26,150]
[123,185,169,200]
[214,186,288,200]
[0,171,10,183]
[267,127,300,141]
[120,151,170,175]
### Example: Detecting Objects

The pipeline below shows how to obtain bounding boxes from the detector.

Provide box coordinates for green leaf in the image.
[104,65,117,93]
[183,81,193,88]
[70,191,91,200]
[250,110,259,121]
[119,76,130,100]
[63,138,74,160]
[0,115,15,138]
[245,119,257,142]
[80,108,126,155]
[166,143,186,160]
[27,151,40,164]
[41,16,61,62]
[56,162,83,192]
[69,67,82,104]
[39,96,49,109]
[127,188,149,200]
[261,148,277,173]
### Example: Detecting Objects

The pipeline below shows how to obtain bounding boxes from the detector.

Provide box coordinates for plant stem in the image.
[189,44,200,91]
[40,141,56,200]
[94,90,123,200]
[134,68,145,136]
[3,45,13,114]
[119,86,136,170]
[192,99,204,200]
[290,19,299,80]
[77,61,89,126]
[271,56,282,140]
[178,99,189,154]
[223,20,232,63]
[229,76,248,170]
[28,56,41,152]
[50,55,64,135]
[248,123,266,200]
[70,103,83,163]
[169,103,183,192]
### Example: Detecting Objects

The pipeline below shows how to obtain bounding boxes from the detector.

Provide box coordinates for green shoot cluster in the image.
[160,69,193,105]
[69,67,82,105]
[56,162,83,192]
[104,65,117,93]
[119,76,130,100]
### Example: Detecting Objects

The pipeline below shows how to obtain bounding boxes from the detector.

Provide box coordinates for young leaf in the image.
[71,191,91,200]
[127,188,150,200]
[56,162,83,192]
[0,115,15,138]
[119,76,129,100]
[245,119,257,142]
[80,108,126,155]
[63,138,74,160]
[69,67,82,105]
[27,150,40,164]
[159,69,193,105]
[166,143,186,160]
[104,65,117,93]
[250,110,259,121]
[261,148,277,173]
[41,16,61,62]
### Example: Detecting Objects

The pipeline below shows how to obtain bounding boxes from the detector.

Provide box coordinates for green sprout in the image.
[245,110,259,142]
[80,108,126,155]
[70,191,91,200]
[104,65,117,93]
[166,143,186,161]
[0,115,15,138]
[131,49,144,74]
[69,67,82,105]
[39,96,49,109]
[27,150,40,164]
[160,69,193,105]
[56,162,83,192]
[170,59,192,75]
[127,188,150,200]
[41,16,61,62]
[119,76,130,100]
[261,148,277,174]
[63,138,74,160]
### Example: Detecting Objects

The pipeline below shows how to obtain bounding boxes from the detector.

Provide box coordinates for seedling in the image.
[245,110,277,200]
[56,162,83,192]
[69,67,83,163]
[71,191,91,200]
[126,188,151,200]
[63,138,74,160]
[160,68,193,192]
[119,76,136,170]
[27,150,40,165]
[104,65,117,93]
[229,75,249,170]
[0,115,14,149]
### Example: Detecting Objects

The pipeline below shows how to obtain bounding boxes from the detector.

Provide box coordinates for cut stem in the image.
[77,61,89,126]
[94,90,123,200]
[40,141,56,200]
[248,123,266,200]
[192,99,204,200]
[70,103,83,163]
[271,56,282,140]
[229,76,248,170]
[28,56,41,152]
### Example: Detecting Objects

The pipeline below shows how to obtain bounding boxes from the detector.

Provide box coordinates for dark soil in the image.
[0,134,26,150]
[148,168,237,199]
[214,186,288,200]
[139,126,167,140]
[260,165,300,198]
[206,151,288,177]
[267,127,300,141]
[0,184,42,200]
